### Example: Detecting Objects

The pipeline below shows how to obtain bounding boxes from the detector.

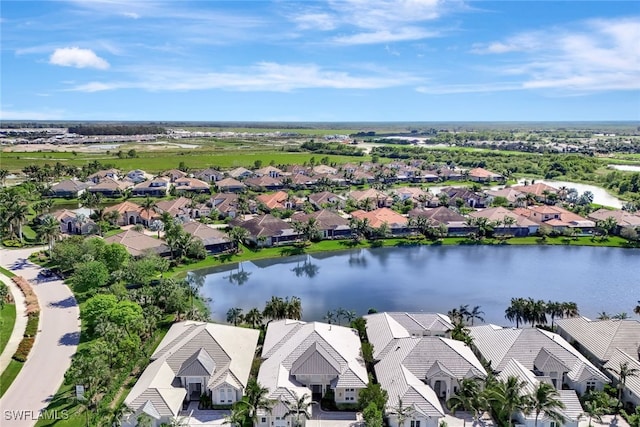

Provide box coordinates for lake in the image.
[192,245,639,325]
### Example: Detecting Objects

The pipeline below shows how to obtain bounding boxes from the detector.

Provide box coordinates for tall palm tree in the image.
[487,376,529,427]
[223,403,248,427]
[526,382,565,427]
[284,393,313,427]
[335,307,347,326]
[9,202,29,243]
[140,196,157,227]
[227,226,249,253]
[240,379,273,425]
[608,361,640,408]
[447,378,486,423]
[467,305,485,326]
[286,296,303,320]
[244,308,263,329]
[226,307,244,326]
[597,312,610,320]
[37,214,61,252]
[389,397,415,427]
[505,298,526,328]
[323,310,336,325]
[546,301,564,327]
[561,302,579,318]
[634,301,640,317]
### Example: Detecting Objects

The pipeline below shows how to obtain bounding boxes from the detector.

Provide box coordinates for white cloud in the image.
[121,12,139,19]
[467,17,640,93]
[49,47,110,69]
[334,27,439,45]
[416,82,522,94]
[68,62,421,92]
[291,12,337,31]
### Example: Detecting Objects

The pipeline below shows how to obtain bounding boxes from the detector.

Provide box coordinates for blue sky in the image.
[1,0,639,121]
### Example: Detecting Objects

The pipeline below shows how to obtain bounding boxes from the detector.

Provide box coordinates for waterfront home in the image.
[232,214,299,247]
[194,168,225,183]
[604,349,640,408]
[468,325,609,394]
[182,222,232,253]
[87,168,120,184]
[469,207,539,236]
[215,177,246,193]
[484,187,524,206]
[104,230,170,257]
[49,179,89,198]
[122,321,259,427]
[87,177,133,197]
[408,207,470,236]
[514,206,595,232]
[363,313,454,360]
[245,176,284,191]
[588,208,640,231]
[307,191,345,210]
[512,182,559,201]
[52,209,97,235]
[105,201,156,227]
[497,359,583,427]
[132,177,170,197]
[173,177,210,194]
[555,317,640,366]
[348,189,392,209]
[257,319,368,427]
[351,208,409,234]
[291,210,351,239]
[467,167,504,183]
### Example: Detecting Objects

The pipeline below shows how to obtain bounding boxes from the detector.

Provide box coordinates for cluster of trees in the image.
[298,141,365,157]
[46,236,209,424]
[226,296,303,327]
[67,124,166,135]
[504,298,579,328]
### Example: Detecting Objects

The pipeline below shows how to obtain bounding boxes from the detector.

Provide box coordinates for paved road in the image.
[0,272,27,372]
[0,248,80,427]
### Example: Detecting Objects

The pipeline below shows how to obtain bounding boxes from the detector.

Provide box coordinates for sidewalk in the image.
[0,272,27,373]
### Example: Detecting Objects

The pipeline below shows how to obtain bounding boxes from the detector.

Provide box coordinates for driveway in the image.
[0,248,80,427]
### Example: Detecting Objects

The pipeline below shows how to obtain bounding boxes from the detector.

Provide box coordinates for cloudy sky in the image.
[1,0,639,121]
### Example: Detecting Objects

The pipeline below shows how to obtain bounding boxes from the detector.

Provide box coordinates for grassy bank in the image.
[0,303,17,355]
[0,360,23,398]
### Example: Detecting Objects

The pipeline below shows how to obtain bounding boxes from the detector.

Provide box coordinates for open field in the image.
[0,304,16,356]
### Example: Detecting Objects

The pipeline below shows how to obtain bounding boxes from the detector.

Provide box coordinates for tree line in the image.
[67,124,166,136]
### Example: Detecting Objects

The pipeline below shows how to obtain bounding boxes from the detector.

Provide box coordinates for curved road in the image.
[0,248,80,427]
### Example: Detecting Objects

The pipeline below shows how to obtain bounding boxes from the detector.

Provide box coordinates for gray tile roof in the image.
[604,349,640,400]
[555,317,640,363]
[177,347,216,377]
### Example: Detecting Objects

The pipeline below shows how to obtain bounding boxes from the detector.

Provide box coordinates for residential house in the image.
[126,169,153,184]
[555,317,640,366]
[227,167,253,179]
[52,209,97,235]
[408,207,470,236]
[162,169,188,182]
[87,177,133,197]
[182,222,232,254]
[132,177,170,197]
[291,210,351,239]
[512,183,559,201]
[289,173,319,189]
[87,168,120,184]
[244,176,284,191]
[231,214,299,247]
[156,197,194,222]
[467,167,504,183]
[194,168,225,183]
[122,321,259,427]
[440,187,488,208]
[469,207,539,236]
[604,350,640,408]
[49,179,89,198]
[497,359,583,427]
[173,177,210,194]
[348,189,392,209]
[516,206,595,232]
[468,324,610,394]
[257,319,368,427]
[351,208,409,234]
[215,177,246,193]
[105,201,156,227]
[484,188,524,205]
[588,208,640,232]
[312,164,338,175]
[254,166,283,178]
[211,193,245,218]
[256,191,290,211]
[104,230,170,257]
[307,191,345,210]
[390,187,435,208]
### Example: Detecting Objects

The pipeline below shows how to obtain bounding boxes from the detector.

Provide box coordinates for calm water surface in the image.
[193,246,640,324]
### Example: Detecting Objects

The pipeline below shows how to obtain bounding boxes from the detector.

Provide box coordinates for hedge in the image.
[12,276,39,315]
[10,277,41,362]
[13,337,35,362]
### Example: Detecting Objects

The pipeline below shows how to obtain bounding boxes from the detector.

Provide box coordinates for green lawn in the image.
[0,303,17,355]
[0,360,24,398]
[0,267,16,278]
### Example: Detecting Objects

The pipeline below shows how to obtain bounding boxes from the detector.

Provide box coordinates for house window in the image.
[345,388,356,401]
[262,418,267,424]
[411,421,421,427]
[227,388,233,403]
[550,422,558,427]
[586,381,596,392]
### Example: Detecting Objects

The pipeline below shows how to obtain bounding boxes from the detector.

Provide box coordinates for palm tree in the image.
[344,310,357,324]
[502,215,516,236]
[285,296,303,320]
[581,392,613,427]
[634,301,640,317]
[608,361,640,409]
[526,382,565,427]
[467,305,485,326]
[447,378,486,423]
[284,393,313,427]
[223,403,248,427]
[505,298,526,328]
[389,396,415,427]
[37,214,61,252]
[263,296,287,321]
[240,379,273,425]
[546,301,564,328]
[226,307,244,326]
[9,202,29,243]
[244,308,263,329]
[487,376,529,427]
[613,312,629,320]
[323,310,336,325]
[140,196,157,227]
[561,302,579,318]
[335,307,347,326]
[227,226,249,253]
[449,319,473,346]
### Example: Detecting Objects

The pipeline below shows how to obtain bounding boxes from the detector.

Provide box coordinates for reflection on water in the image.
[194,245,639,324]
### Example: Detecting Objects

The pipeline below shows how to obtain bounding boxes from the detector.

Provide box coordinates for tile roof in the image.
[512,183,559,197]
[216,177,246,189]
[256,191,288,210]
[182,222,230,246]
[469,207,538,227]
[408,207,466,225]
[233,214,297,238]
[604,349,640,399]
[351,208,408,228]
[104,230,169,256]
[588,209,640,227]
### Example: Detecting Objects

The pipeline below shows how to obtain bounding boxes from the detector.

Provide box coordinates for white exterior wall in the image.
[212,384,240,405]
[388,414,440,427]
[427,376,454,400]
[334,387,361,404]
[181,376,207,400]
[292,374,336,392]
[565,377,605,395]
[516,414,579,427]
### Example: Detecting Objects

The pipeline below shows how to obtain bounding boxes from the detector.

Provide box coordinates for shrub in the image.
[13,337,35,362]
[13,276,39,315]
[24,313,40,337]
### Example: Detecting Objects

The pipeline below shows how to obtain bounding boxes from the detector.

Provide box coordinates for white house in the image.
[123,321,259,427]
[468,325,610,395]
[498,359,583,427]
[604,349,640,408]
[257,320,368,427]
